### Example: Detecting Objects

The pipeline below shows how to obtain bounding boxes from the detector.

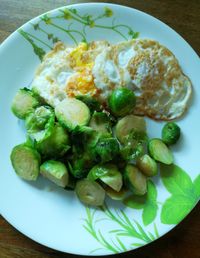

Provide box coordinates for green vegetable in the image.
[55,98,90,130]
[10,144,41,181]
[162,122,181,145]
[115,115,146,144]
[88,164,122,192]
[11,88,40,119]
[124,164,147,195]
[148,138,173,165]
[69,152,94,179]
[94,137,119,163]
[25,106,55,142]
[108,88,136,116]
[40,160,69,187]
[137,154,158,177]
[75,178,105,206]
[76,95,101,112]
[104,186,127,200]
[89,111,111,134]
[36,123,70,158]
[120,141,145,161]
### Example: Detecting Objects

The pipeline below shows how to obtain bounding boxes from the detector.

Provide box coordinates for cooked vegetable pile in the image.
[10,87,181,206]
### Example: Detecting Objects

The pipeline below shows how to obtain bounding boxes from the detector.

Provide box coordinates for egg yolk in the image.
[66,69,97,97]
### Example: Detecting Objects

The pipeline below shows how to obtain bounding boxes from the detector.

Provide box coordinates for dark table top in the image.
[0,1,199,257]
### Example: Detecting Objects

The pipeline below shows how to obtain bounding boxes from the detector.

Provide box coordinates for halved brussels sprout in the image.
[115,115,146,144]
[137,154,158,177]
[11,88,40,119]
[55,98,90,130]
[10,144,41,181]
[75,178,105,206]
[88,163,122,192]
[162,122,181,145]
[36,123,70,158]
[89,111,111,134]
[40,160,69,187]
[108,88,136,116]
[104,186,127,200]
[25,106,55,142]
[94,137,120,163]
[124,164,147,195]
[148,138,173,165]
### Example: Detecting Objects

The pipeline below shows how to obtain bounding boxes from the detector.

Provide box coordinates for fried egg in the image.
[31,39,192,120]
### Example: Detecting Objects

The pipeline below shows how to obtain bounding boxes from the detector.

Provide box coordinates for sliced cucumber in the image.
[88,164,122,192]
[115,115,146,144]
[55,98,90,130]
[75,179,105,206]
[148,138,173,165]
[40,160,69,187]
[11,88,39,119]
[124,164,147,195]
[10,144,41,181]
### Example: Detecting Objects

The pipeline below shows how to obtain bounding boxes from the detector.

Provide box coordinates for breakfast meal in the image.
[10,38,191,206]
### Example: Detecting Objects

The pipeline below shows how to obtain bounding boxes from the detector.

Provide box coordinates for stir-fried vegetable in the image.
[11,81,182,207]
[10,144,41,181]
[40,160,69,187]
[162,122,181,145]
[148,138,173,165]
[11,88,40,119]
[108,88,136,116]
[75,179,105,206]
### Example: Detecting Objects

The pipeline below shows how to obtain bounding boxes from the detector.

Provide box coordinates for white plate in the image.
[0,3,199,255]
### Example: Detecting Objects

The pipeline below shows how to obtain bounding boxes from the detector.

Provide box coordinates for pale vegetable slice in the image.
[124,164,147,195]
[11,88,39,119]
[10,144,41,181]
[40,160,69,187]
[148,138,173,165]
[55,98,90,130]
[115,115,146,143]
[75,179,105,206]
[105,186,127,200]
[88,164,123,192]
[137,154,158,176]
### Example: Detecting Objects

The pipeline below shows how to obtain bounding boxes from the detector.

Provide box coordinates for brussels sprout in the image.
[76,95,101,112]
[148,138,173,165]
[94,137,120,163]
[88,164,122,192]
[36,123,70,158]
[120,141,145,161]
[69,152,94,179]
[104,186,127,200]
[25,106,55,142]
[115,115,146,144]
[162,122,181,145]
[124,164,147,195]
[55,98,90,130]
[40,160,69,187]
[108,88,136,116]
[89,111,112,134]
[11,88,40,119]
[10,144,41,181]
[75,178,105,206]
[137,154,158,177]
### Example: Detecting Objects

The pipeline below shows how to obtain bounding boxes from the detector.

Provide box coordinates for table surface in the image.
[0,0,199,257]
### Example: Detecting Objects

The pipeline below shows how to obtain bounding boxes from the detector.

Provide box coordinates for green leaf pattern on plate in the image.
[18,6,139,61]
[123,180,158,226]
[160,164,200,225]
